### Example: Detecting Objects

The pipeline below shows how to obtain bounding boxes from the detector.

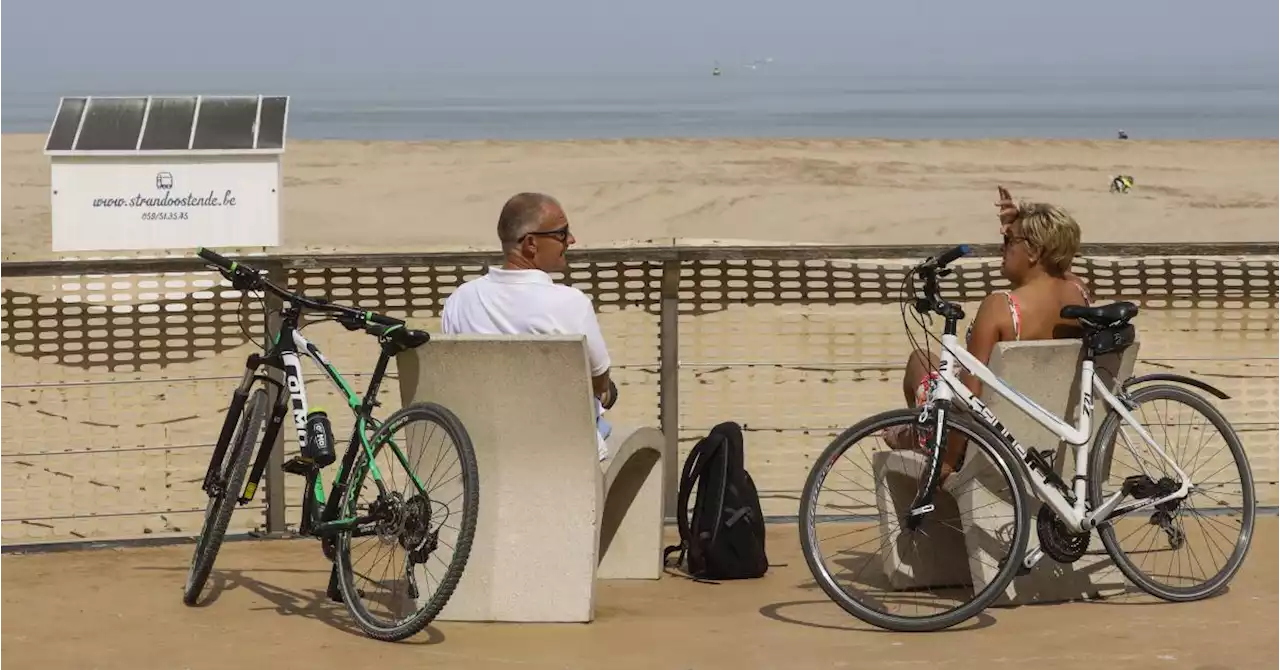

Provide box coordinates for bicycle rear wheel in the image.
[1090,383,1255,601]
[183,388,267,605]
[335,402,479,641]
[799,408,1029,632]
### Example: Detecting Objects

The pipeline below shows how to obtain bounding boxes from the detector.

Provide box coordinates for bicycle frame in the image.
[204,302,429,539]
[929,332,1192,534]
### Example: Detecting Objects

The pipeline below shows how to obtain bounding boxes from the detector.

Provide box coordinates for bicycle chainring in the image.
[1036,505,1091,564]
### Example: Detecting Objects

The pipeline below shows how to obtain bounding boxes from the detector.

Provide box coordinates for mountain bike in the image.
[183,248,479,642]
[800,245,1255,632]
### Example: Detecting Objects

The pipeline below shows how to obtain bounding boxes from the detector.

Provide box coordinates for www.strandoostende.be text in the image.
[92,190,238,209]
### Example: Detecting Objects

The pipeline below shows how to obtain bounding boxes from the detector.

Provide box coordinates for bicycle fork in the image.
[203,354,285,502]
[906,403,951,530]
[241,384,288,505]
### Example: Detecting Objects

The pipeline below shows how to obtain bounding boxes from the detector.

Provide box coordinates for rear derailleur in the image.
[1125,474,1185,549]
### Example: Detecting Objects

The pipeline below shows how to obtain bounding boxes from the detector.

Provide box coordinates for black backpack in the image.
[663,421,769,580]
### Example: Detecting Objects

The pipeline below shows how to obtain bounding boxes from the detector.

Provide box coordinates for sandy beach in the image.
[3,134,1276,260]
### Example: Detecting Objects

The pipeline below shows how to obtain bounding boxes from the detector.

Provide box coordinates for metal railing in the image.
[3,241,1276,544]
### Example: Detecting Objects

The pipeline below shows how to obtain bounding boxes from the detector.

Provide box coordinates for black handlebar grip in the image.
[196,247,234,271]
[366,312,405,327]
[935,244,971,268]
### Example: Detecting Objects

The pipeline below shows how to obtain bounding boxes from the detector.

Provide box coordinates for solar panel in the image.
[138,96,198,150]
[255,96,289,149]
[74,97,147,151]
[191,96,259,150]
[44,94,289,153]
[45,97,88,151]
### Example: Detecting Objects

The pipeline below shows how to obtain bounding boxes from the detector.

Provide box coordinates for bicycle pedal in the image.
[282,456,318,477]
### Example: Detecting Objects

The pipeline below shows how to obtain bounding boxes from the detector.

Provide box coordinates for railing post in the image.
[659,259,681,518]
[261,260,288,536]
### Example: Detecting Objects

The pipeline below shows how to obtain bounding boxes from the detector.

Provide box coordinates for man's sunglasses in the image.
[521,225,571,244]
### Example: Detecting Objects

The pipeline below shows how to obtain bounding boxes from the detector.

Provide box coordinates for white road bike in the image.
[800,245,1256,632]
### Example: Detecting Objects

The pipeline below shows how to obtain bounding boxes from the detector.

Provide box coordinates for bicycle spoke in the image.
[1094,385,1253,602]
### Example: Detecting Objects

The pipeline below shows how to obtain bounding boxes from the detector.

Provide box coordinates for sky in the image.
[2,0,1277,90]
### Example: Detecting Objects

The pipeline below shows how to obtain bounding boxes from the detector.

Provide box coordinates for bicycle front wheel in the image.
[1090,383,1255,601]
[184,387,267,606]
[800,408,1030,632]
[335,402,479,641]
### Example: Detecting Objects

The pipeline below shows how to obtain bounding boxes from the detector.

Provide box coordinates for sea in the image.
[3,71,1276,142]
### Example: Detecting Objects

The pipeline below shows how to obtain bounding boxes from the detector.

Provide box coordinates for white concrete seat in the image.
[396,334,665,622]
[874,337,1139,605]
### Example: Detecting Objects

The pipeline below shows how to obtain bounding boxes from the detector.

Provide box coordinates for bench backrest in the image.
[396,333,600,452]
[981,338,1141,459]
[395,334,603,620]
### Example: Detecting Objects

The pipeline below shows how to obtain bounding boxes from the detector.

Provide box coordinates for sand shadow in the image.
[759,544,999,632]
[140,565,446,644]
[758,596,997,633]
[1072,582,1232,607]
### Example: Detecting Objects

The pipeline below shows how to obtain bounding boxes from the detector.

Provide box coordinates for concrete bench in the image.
[875,337,1139,605]
[396,334,665,622]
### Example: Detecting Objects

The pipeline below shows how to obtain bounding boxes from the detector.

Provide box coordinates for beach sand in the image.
[3,134,1277,260]
[3,520,1277,669]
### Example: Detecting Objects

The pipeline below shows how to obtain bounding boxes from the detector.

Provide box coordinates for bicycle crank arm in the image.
[1022,545,1045,574]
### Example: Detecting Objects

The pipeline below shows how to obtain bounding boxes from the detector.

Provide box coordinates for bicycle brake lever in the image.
[336,314,363,331]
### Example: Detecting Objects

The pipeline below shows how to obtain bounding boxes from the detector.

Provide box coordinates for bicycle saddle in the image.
[395,329,431,349]
[1061,301,1139,328]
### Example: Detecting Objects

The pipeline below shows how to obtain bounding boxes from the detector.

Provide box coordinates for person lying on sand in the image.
[882,186,1091,481]
[440,192,617,460]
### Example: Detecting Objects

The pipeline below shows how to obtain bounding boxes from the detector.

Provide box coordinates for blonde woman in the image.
[885,187,1091,480]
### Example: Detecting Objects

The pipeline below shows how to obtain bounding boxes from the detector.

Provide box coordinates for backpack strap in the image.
[717,421,745,476]
[663,432,726,568]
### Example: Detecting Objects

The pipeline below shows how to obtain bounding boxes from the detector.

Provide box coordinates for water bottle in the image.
[304,409,336,467]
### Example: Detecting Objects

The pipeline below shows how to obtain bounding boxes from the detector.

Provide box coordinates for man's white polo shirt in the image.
[440,267,612,459]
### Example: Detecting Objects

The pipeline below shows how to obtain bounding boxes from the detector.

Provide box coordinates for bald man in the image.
[440,193,616,459]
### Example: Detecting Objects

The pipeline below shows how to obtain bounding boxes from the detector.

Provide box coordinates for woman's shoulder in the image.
[1064,271,1091,298]
[1007,276,1089,303]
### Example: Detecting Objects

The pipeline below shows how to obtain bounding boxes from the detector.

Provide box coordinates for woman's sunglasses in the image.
[1002,233,1029,250]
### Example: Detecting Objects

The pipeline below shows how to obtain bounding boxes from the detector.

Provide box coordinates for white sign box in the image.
[50,157,281,252]
[44,94,289,253]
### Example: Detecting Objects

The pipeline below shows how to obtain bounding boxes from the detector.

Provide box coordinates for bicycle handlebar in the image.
[915,244,970,276]
[911,244,971,320]
[197,246,235,271]
[195,247,405,328]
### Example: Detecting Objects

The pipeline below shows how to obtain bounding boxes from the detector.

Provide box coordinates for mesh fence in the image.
[2,244,1275,543]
